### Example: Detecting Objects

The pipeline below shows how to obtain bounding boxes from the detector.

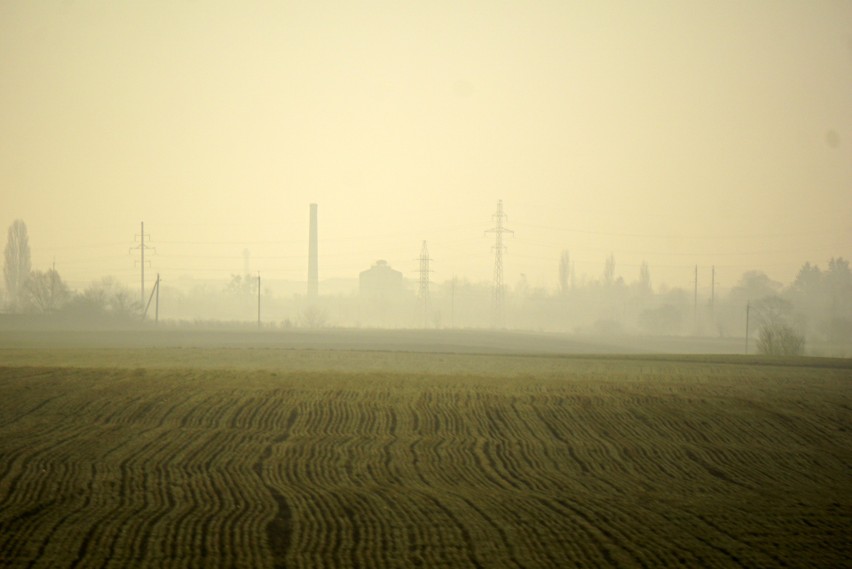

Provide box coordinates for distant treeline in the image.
[3,220,850,356]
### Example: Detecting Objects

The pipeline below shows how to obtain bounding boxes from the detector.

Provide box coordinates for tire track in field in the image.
[254,407,299,569]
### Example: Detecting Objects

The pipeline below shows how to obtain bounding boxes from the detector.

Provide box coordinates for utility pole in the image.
[307,204,318,299]
[451,276,456,328]
[486,200,513,328]
[257,272,261,329]
[693,264,698,329]
[130,221,154,313]
[745,301,750,354]
[418,241,432,328]
[50,257,56,312]
[143,273,160,322]
[155,273,160,324]
[710,265,715,315]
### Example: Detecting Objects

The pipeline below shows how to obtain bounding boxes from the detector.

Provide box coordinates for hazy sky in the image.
[2,1,850,294]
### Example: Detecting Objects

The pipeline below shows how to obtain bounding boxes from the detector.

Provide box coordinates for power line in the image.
[512,222,835,240]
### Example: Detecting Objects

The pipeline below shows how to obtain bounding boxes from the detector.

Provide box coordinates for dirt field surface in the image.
[0,341,850,567]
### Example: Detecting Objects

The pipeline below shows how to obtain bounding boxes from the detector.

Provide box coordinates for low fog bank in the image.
[2,256,851,357]
[0,327,799,357]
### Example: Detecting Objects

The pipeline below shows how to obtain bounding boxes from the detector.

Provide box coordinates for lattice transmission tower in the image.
[486,200,513,327]
[130,221,155,311]
[418,240,432,327]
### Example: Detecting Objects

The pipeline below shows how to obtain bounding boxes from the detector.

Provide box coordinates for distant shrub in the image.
[756,322,805,356]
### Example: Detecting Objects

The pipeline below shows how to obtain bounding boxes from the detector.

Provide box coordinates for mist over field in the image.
[1,4,851,566]
[2,2,850,356]
[4,222,852,356]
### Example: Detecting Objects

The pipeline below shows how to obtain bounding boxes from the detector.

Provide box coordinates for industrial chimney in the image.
[308,203,318,298]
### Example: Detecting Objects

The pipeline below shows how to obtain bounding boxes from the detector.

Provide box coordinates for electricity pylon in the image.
[130,221,155,311]
[418,241,432,327]
[486,200,513,328]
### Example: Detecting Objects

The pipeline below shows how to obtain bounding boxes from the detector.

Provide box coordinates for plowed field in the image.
[0,352,849,568]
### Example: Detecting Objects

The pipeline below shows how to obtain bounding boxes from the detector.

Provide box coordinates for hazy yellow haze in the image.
[1,1,850,292]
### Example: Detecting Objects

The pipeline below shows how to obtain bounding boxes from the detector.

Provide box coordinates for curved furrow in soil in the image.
[282,487,349,567]
[413,491,490,569]
[613,443,699,487]
[0,386,193,563]
[438,491,527,568]
[454,394,527,491]
[501,396,574,488]
[30,470,106,568]
[83,416,232,564]
[528,403,593,477]
[529,392,716,494]
[95,466,174,565]
[3,364,849,567]
[567,395,737,488]
[533,496,626,567]
[379,407,402,485]
[402,392,595,564]
[159,420,277,564]
[649,505,794,568]
[397,489,495,568]
[77,469,176,567]
[0,390,68,430]
[261,391,460,566]
[258,401,346,567]
[478,399,567,493]
[410,421,506,492]
[549,495,670,568]
[509,494,650,567]
[547,494,717,568]
[160,434,238,565]
[461,493,559,567]
[1,460,90,563]
[298,392,351,440]
[63,461,150,568]
[404,488,492,567]
[177,393,242,430]
[530,385,850,566]
[0,411,99,519]
[576,491,712,567]
[93,428,266,567]
[490,392,620,493]
[365,489,439,567]
[241,389,299,433]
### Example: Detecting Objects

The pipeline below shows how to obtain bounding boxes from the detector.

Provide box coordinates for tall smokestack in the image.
[308,203,318,298]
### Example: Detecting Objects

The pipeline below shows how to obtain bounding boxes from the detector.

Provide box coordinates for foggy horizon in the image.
[2,1,850,295]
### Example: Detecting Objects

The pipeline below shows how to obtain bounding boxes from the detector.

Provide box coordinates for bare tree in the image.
[299,304,327,328]
[24,269,71,313]
[603,253,615,287]
[226,273,258,296]
[3,219,31,311]
[757,322,805,356]
[638,261,651,294]
[558,250,570,295]
[754,296,805,356]
[64,277,141,322]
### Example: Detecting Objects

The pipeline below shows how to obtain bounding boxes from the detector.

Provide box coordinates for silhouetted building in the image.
[359,260,403,300]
